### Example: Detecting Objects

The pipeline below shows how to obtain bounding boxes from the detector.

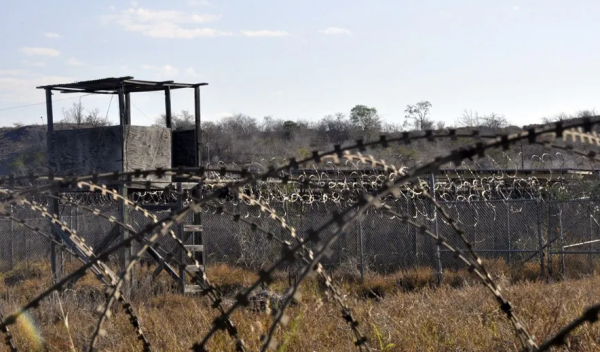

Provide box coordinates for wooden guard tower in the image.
[37,76,207,294]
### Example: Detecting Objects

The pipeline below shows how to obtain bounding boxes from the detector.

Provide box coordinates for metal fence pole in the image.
[537,200,545,281]
[547,202,553,282]
[589,200,594,269]
[177,182,185,293]
[429,174,443,285]
[358,217,364,282]
[507,203,511,265]
[560,202,565,276]
[9,205,13,270]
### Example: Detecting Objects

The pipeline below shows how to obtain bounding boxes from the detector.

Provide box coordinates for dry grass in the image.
[1,259,600,351]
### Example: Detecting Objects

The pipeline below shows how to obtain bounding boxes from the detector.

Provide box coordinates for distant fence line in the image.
[2,196,599,280]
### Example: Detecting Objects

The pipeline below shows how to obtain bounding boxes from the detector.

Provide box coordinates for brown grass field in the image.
[1,258,600,352]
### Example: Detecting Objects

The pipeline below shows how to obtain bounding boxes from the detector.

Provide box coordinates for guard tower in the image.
[37,76,207,294]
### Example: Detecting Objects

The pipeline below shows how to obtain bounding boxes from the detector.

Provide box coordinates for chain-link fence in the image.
[2,197,600,279]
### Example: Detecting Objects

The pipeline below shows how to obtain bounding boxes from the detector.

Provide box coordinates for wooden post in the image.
[194,86,201,166]
[45,88,54,132]
[125,92,131,126]
[165,87,172,129]
[193,86,204,277]
[118,84,126,126]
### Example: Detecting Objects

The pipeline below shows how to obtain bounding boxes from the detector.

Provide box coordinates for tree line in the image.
[41,100,599,166]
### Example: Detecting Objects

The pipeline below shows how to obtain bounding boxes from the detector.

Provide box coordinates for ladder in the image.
[178,182,205,294]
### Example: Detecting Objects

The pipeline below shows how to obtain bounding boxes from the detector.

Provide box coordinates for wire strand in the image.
[0,94,94,113]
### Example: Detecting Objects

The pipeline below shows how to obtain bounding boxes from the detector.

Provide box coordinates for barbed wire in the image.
[1,116,600,351]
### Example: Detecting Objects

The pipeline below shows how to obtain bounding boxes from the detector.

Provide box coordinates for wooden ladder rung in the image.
[186,265,205,273]
[184,285,201,294]
[184,245,203,252]
[183,224,203,232]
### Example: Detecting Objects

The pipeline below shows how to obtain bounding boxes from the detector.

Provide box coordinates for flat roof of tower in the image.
[36,76,208,94]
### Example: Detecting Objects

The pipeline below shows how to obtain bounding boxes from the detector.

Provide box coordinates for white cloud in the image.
[0,73,75,104]
[67,58,86,66]
[108,6,116,11]
[101,7,230,38]
[271,90,283,97]
[130,1,139,7]
[163,64,178,75]
[513,6,520,10]
[43,32,61,38]
[319,27,352,35]
[22,60,46,67]
[189,0,210,6]
[19,47,60,57]
[241,30,289,37]
[215,111,231,119]
[0,69,29,76]
[186,67,201,78]
[141,63,179,76]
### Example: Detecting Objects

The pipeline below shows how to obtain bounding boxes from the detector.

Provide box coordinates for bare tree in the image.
[61,101,85,127]
[60,101,110,128]
[154,110,195,130]
[541,108,597,124]
[84,108,110,127]
[455,110,481,127]
[319,112,351,144]
[455,110,508,129]
[350,105,381,131]
[404,101,434,130]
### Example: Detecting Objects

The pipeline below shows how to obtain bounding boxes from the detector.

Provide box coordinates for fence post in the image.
[9,205,13,270]
[358,217,364,283]
[429,173,443,285]
[537,199,545,281]
[507,203,511,266]
[547,202,553,282]
[589,200,594,270]
[177,182,185,293]
[50,195,62,284]
[118,185,132,294]
[559,202,566,277]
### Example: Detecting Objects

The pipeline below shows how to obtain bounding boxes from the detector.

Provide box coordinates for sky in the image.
[0,0,599,128]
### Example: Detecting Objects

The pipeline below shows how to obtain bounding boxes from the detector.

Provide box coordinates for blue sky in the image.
[0,0,599,128]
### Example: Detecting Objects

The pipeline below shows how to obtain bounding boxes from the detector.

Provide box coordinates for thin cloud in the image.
[186,67,201,78]
[0,74,75,104]
[101,7,230,39]
[141,64,179,76]
[189,0,210,6]
[22,60,46,67]
[19,47,60,57]
[241,30,289,37]
[319,27,352,35]
[0,69,29,76]
[67,58,86,66]
[43,32,61,38]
